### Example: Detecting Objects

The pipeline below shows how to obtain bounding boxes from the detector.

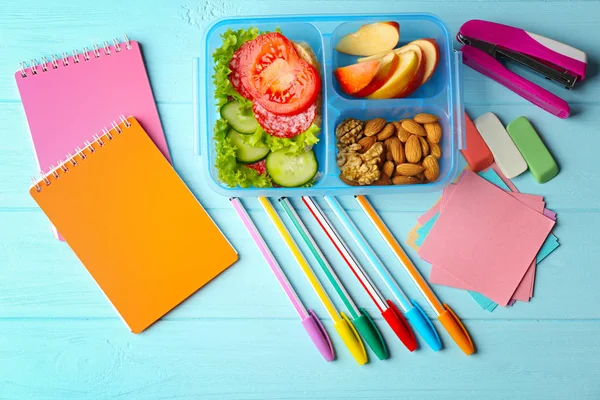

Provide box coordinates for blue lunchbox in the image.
[195,13,465,197]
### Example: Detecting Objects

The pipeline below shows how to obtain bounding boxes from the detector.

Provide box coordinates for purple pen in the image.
[229,198,334,361]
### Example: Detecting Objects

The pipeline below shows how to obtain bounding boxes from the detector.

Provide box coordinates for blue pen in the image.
[324,196,442,351]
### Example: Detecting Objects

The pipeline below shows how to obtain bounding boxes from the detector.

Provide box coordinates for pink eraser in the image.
[461,112,494,172]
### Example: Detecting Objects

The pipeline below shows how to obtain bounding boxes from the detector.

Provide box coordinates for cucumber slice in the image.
[228,129,270,164]
[266,149,318,187]
[220,101,258,134]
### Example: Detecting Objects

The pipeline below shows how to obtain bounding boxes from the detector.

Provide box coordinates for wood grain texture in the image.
[1,0,599,399]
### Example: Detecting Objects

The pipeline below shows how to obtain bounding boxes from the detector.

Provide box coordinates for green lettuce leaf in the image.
[212,28,258,110]
[212,27,273,188]
[211,27,320,189]
[244,124,321,155]
[214,118,272,188]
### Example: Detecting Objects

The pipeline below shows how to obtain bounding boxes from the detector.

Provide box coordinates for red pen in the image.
[302,196,417,351]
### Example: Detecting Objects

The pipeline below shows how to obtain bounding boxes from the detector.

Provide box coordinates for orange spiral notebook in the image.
[30,116,238,333]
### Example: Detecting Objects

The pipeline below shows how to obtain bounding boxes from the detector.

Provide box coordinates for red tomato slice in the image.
[238,33,321,116]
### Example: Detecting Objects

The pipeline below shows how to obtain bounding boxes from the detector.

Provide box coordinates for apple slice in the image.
[354,52,400,97]
[411,39,440,84]
[335,22,400,56]
[367,50,418,99]
[334,60,381,95]
[394,44,426,98]
[357,50,394,64]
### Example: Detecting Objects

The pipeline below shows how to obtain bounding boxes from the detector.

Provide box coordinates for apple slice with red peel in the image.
[334,60,381,95]
[394,44,426,98]
[354,52,400,97]
[411,39,440,84]
[335,22,400,56]
[367,50,419,99]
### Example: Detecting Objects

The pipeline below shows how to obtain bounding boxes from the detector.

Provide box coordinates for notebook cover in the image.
[30,117,237,333]
[16,40,170,170]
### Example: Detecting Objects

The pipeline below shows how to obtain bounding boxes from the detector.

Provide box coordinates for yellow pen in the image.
[258,197,367,365]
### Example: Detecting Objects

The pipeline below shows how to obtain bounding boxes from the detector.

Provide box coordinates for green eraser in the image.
[506,117,559,183]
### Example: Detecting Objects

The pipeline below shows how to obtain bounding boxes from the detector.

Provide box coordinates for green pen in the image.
[279,197,389,360]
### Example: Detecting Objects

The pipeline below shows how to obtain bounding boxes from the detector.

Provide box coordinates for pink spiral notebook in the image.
[15,36,170,240]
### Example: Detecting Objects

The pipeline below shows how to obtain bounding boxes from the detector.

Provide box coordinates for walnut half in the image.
[339,142,384,186]
[336,118,364,145]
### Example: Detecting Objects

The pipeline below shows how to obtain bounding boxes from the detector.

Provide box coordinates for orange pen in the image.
[355,195,475,355]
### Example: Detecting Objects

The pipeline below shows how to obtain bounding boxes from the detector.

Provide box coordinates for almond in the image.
[382,161,395,178]
[425,122,442,144]
[384,137,395,161]
[422,155,440,182]
[430,142,442,159]
[414,113,439,124]
[387,137,405,165]
[386,150,394,162]
[372,173,392,186]
[405,135,422,163]
[392,175,421,185]
[377,123,395,141]
[401,119,427,137]
[415,172,425,182]
[339,174,358,186]
[357,136,376,153]
[364,118,386,137]
[396,123,412,142]
[419,136,430,157]
[396,163,425,176]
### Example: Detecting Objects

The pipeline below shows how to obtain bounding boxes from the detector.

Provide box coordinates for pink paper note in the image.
[418,202,441,225]
[419,168,470,224]
[421,166,556,303]
[430,264,471,288]
[423,167,553,301]
[418,171,555,306]
[435,184,547,301]
[430,261,531,304]
[512,264,536,301]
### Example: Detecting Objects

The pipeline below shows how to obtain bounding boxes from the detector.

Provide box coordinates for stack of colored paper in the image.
[407,166,560,311]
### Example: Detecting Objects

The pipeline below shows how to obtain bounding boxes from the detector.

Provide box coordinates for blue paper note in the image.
[479,168,511,191]
[415,214,438,247]
[417,169,559,311]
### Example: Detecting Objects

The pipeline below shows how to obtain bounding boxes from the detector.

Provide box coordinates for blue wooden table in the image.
[2,1,599,399]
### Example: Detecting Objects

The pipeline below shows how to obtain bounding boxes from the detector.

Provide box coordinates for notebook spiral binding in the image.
[31,116,132,192]
[19,35,131,78]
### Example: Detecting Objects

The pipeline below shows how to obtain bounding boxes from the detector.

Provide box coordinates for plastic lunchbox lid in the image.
[195,13,465,197]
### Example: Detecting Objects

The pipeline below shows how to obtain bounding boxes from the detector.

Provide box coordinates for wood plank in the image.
[0,208,594,320]
[0,1,598,104]
[0,102,596,210]
[0,319,598,399]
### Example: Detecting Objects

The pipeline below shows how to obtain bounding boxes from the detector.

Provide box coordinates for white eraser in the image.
[473,112,527,179]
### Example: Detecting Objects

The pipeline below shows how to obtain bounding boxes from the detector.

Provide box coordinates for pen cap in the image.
[301,309,335,362]
[437,303,475,355]
[404,300,442,352]
[353,308,389,360]
[334,312,368,365]
[382,300,418,352]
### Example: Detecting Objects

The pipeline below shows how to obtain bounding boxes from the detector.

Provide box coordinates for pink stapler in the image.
[457,20,588,118]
